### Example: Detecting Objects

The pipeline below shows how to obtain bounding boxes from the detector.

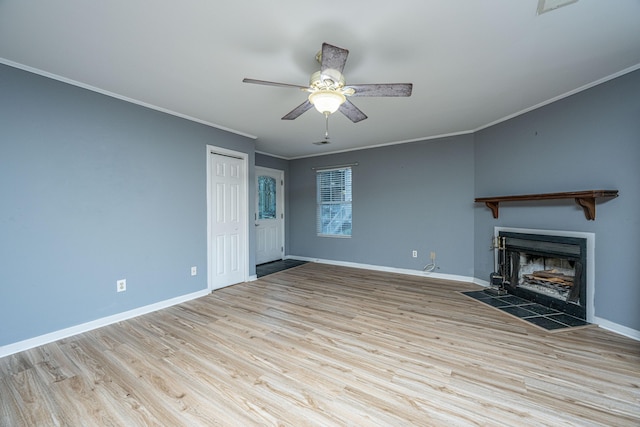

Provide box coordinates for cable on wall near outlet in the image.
[423,251,437,273]
[423,263,436,272]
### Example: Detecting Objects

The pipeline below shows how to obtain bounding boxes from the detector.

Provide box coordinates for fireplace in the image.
[494,231,588,320]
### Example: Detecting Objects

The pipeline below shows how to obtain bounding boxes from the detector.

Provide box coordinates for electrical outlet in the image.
[412,250,418,258]
[430,251,436,261]
[191,266,197,276]
[116,279,126,293]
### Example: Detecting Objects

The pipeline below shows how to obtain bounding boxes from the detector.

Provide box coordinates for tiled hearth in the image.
[462,289,591,331]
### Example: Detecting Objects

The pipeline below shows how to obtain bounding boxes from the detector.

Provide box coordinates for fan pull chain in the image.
[324,112,331,141]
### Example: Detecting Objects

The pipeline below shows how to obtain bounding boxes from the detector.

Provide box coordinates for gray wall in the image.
[0,64,255,346]
[2,62,638,348]
[474,69,640,330]
[287,70,639,331]
[289,135,476,276]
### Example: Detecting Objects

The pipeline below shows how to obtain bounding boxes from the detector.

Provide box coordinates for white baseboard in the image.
[593,316,640,341]
[0,289,210,359]
[287,256,478,284]
[472,278,491,287]
[287,256,640,341]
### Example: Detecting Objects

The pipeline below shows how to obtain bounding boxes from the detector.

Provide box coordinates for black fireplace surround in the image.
[498,231,587,320]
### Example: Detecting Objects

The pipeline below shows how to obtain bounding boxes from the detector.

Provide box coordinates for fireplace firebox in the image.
[494,231,587,320]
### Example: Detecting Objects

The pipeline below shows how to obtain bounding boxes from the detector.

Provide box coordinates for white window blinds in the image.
[316,167,352,237]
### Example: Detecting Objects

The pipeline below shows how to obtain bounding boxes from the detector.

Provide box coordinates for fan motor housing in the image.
[310,70,345,90]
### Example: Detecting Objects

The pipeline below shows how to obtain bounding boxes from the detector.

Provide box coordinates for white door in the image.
[255,167,284,265]
[208,148,247,290]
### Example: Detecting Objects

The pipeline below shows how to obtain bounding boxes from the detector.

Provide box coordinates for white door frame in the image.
[255,166,285,265]
[206,145,249,291]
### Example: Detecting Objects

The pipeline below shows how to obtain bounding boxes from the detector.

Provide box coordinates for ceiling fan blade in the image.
[320,43,349,74]
[242,78,308,90]
[339,99,367,123]
[282,100,313,120]
[347,83,413,97]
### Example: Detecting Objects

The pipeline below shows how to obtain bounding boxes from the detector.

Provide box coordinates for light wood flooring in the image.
[1,263,639,426]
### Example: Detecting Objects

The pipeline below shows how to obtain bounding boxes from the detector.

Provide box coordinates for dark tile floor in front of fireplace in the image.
[462,289,590,331]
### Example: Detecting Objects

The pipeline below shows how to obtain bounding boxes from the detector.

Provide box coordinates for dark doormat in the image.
[461,289,593,332]
[257,259,308,278]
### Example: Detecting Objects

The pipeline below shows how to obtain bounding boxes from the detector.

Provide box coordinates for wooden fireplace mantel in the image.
[475,190,619,220]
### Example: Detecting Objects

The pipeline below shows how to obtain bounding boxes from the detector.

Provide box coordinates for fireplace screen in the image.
[498,232,587,319]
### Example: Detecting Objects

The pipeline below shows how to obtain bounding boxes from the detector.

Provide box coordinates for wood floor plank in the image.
[1,263,639,426]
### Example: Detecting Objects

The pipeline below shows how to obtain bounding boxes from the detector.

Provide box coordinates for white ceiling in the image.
[1,1,639,159]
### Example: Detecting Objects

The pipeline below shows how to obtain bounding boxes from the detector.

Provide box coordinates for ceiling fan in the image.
[243,42,413,123]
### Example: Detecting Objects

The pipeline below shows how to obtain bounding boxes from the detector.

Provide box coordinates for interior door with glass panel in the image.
[256,167,284,265]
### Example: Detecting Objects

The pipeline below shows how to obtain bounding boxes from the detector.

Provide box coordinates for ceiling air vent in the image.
[537,0,578,15]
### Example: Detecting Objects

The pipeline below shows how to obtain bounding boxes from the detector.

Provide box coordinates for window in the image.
[258,175,277,219]
[316,167,352,237]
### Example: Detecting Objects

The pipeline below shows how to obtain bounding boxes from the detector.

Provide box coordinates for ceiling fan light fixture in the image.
[243,42,412,122]
[308,90,345,115]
